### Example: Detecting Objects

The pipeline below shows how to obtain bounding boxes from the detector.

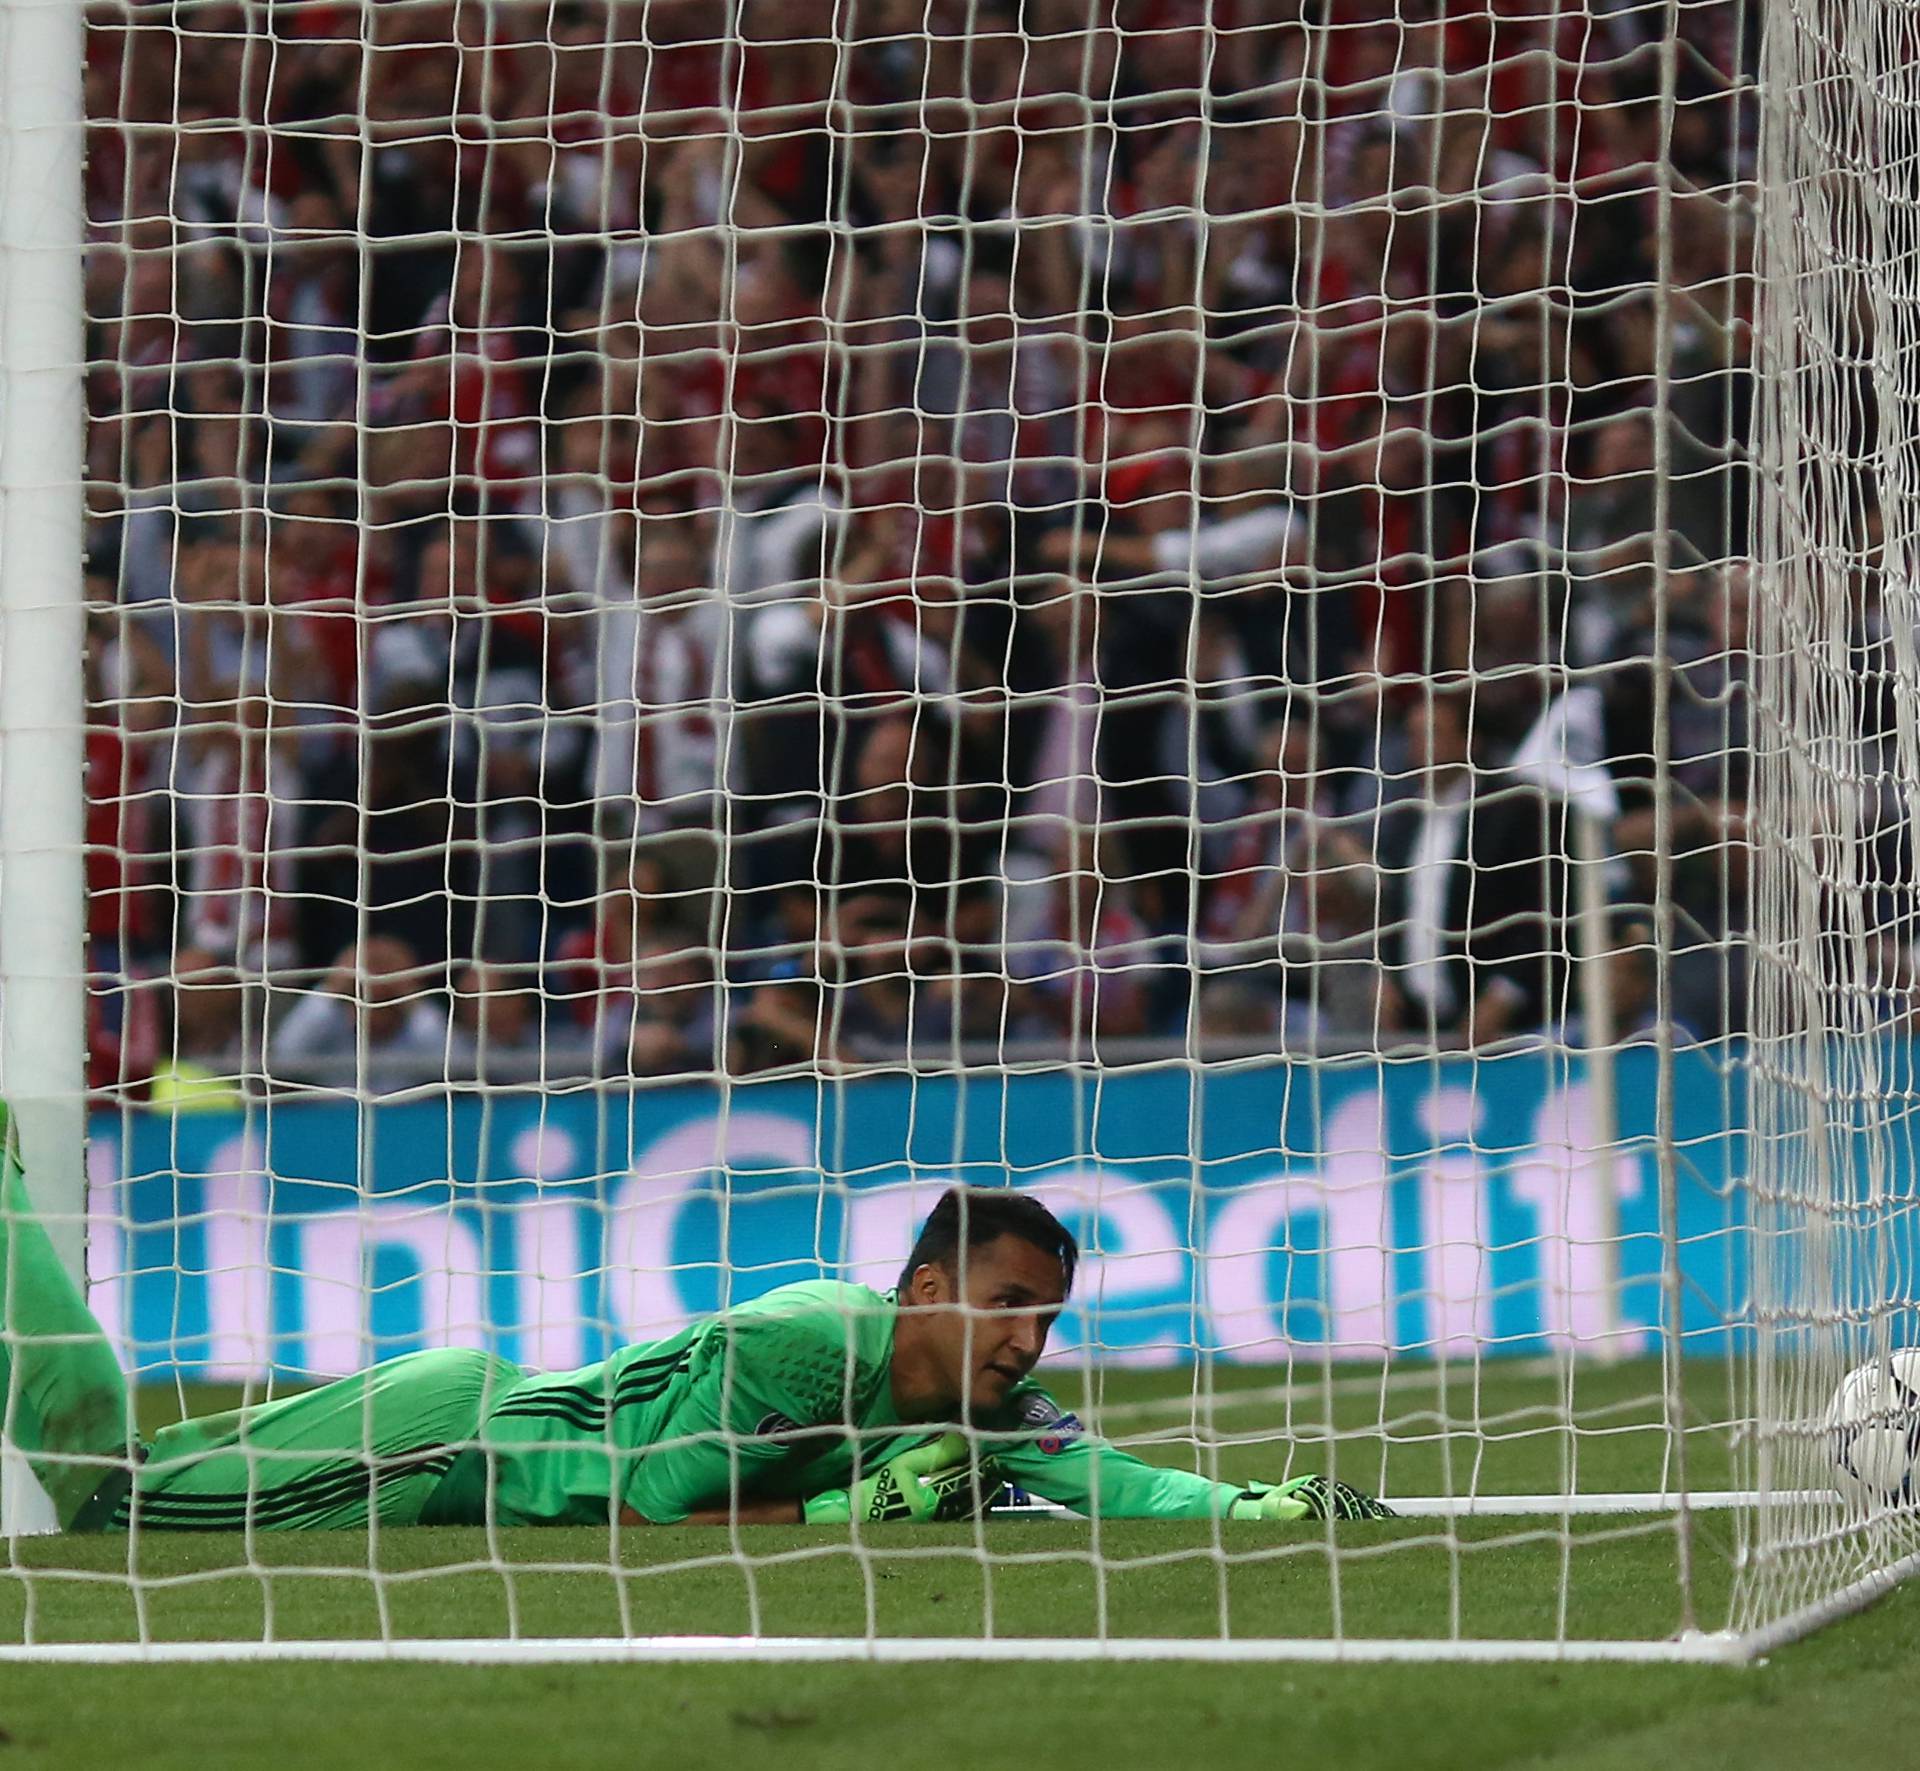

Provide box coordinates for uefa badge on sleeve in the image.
[1038,1413,1083,1456]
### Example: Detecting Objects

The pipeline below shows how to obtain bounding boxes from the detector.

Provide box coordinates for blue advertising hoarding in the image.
[84,1047,1748,1382]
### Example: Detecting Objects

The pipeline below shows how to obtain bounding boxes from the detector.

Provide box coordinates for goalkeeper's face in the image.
[913,1235,1068,1413]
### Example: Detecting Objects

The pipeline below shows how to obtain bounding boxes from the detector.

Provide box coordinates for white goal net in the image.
[0,0,1899,1663]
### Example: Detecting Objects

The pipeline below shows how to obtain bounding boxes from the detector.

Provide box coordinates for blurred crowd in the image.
[78,0,1766,1097]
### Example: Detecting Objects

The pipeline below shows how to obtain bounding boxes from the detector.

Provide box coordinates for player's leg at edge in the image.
[0,1099,136,1531]
[1,1095,526,1534]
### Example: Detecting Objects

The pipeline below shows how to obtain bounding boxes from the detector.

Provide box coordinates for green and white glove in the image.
[1228,1475,1396,1522]
[803,1434,1005,1525]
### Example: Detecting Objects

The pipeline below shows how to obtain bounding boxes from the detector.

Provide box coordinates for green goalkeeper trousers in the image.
[106,1347,525,1532]
[0,1104,132,1529]
[0,1098,526,1531]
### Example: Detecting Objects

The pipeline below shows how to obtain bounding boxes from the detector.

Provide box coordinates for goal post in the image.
[0,0,1909,1666]
[0,0,89,1286]
[0,0,90,1544]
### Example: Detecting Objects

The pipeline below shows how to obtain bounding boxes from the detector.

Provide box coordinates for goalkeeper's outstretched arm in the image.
[987,1395,1394,1522]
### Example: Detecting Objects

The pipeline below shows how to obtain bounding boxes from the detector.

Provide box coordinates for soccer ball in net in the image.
[1829,1353,1920,1509]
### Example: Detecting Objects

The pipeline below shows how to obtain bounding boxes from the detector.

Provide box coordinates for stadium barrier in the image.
[86,1046,1749,1382]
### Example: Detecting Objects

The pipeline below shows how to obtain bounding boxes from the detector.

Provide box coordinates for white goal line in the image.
[0,1632,1766,1667]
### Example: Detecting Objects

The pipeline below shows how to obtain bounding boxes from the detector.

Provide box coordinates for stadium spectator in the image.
[269,934,450,1093]
[611,939,724,1080]
[592,502,724,839]
[1378,688,1575,1046]
[446,962,561,1081]
[447,519,596,964]
[295,692,477,973]
[1197,714,1384,1044]
[147,949,247,1113]
[174,690,301,974]
[729,942,835,1078]
[1008,828,1167,1045]
[545,384,638,608]
[711,386,840,615]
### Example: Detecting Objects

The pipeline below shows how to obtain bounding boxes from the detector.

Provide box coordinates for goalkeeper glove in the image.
[1228,1475,1396,1522]
[803,1434,1004,1525]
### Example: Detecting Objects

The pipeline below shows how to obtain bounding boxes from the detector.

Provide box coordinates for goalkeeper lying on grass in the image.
[0,1105,1391,1532]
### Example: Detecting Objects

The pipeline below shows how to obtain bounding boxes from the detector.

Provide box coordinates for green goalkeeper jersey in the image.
[453,1279,1242,1526]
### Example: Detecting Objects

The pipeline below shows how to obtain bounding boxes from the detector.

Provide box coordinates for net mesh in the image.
[0,0,1859,1657]
[1738,0,1920,1641]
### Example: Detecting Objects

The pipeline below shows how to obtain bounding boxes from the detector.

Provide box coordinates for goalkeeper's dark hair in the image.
[898,1188,1079,1295]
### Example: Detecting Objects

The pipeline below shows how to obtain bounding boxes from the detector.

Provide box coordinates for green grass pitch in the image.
[4,1357,1915,1770]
